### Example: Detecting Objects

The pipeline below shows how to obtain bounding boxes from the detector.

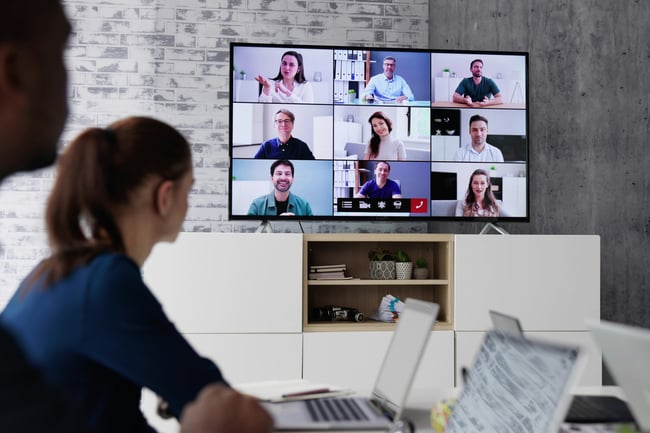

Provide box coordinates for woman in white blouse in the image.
[255,50,314,103]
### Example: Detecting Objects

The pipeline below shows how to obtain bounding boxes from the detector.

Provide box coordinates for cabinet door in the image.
[302,330,454,394]
[143,233,303,333]
[455,331,602,386]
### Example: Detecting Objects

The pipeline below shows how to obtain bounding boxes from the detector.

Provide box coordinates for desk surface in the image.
[430,101,526,109]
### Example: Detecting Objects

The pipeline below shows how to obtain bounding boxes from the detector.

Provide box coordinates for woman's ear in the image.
[154,180,175,217]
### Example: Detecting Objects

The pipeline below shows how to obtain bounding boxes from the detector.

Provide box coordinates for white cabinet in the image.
[453,234,601,385]
[302,330,455,394]
[433,77,462,102]
[430,135,460,160]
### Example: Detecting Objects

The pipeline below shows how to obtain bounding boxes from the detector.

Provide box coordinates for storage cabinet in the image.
[303,233,454,332]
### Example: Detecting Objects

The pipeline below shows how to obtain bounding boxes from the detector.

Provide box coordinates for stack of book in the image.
[308,264,348,280]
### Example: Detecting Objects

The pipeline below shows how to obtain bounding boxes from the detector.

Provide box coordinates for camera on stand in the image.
[312,305,364,322]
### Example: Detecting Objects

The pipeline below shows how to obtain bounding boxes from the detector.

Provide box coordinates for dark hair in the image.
[375,161,391,172]
[469,114,489,128]
[271,51,307,84]
[270,159,294,176]
[367,112,393,159]
[470,58,484,68]
[31,116,192,288]
[463,169,498,216]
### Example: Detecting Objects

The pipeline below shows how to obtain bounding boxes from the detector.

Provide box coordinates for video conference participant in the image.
[453,59,503,107]
[356,161,402,199]
[248,159,313,216]
[454,114,504,162]
[363,56,414,104]
[455,168,501,217]
[363,111,406,161]
[254,108,315,160]
[255,50,314,103]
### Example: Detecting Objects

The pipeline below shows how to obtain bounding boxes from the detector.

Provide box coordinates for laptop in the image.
[488,310,637,424]
[262,298,439,430]
[446,330,585,433]
[588,319,650,432]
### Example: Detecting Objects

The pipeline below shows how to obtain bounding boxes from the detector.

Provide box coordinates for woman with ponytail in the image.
[0,117,238,433]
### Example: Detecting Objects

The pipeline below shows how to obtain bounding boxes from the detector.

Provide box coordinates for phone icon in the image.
[410,198,428,213]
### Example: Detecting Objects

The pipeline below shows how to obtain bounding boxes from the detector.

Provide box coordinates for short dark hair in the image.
[469,114,488,128]
[274,109,295,123]
[470,59,484,68]
[270,159,294,176]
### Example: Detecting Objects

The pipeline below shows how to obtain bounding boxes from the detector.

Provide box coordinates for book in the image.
[309,263,347,270]
[308,271,346,280]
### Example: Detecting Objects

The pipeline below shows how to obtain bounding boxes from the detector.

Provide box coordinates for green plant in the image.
[348,89,355,94]
[415,257,427,268]
[368,247,394,261]
[443,68,450,72]
[395,250,410,263]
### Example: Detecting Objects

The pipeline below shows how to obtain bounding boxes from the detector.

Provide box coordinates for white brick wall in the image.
[0,0,429,306]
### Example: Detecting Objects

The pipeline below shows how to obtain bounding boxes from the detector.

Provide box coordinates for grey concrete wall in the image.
[428,0,650,329]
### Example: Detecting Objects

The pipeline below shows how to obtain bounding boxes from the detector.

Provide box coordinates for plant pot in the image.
[395,262,413,280]
[369,260,396,280]
[413,267,429,280]
[442,71,450,78]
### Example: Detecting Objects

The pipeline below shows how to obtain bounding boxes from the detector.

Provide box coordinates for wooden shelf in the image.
[303,233,454,332]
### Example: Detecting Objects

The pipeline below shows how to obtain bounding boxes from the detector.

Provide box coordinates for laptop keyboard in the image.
[566,395,635,423]
[306,398,370,422]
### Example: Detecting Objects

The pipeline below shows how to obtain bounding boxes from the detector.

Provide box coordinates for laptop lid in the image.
[587,319,650,431]
[445,330,585,433]
[369,298,440,420]
[489,309,524,336]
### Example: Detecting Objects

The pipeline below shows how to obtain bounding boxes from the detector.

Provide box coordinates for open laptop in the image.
[446,330,585,433]
[588,319,650,432]
[488,310,636,424]
[262,298,439,430]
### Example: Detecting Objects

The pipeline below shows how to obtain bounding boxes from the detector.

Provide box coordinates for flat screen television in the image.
[229,43,529,222]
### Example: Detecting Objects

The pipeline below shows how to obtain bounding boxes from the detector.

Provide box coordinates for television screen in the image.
[229,43,529,222]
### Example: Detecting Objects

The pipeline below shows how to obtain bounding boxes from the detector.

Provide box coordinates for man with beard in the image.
[453,58,503,107]
[248,159,313,216]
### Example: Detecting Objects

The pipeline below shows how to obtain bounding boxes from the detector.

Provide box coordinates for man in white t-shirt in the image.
[453,114,504,162]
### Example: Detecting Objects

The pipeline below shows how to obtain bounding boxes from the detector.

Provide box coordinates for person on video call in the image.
[363,111,407,160]
[248,159,313,216]
[455,168,501,217]
[453,114,504,162]
[254,109,315,160]
[363,56,414,104]
[0,2,272,433]
[255,50,314,103]
[356,161,402,199]
[453,59,503,107]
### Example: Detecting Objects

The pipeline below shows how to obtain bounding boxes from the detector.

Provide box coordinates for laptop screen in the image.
[372,299,439,418]
[446,331,581,433]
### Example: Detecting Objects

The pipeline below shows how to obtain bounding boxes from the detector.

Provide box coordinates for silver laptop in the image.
[446,330,585,433]
[263,298,439,430]
[588,319,650,432]
[489,310,636,424]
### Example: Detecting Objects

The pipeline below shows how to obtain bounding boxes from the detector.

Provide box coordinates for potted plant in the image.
[347,89,356,103]
[394,250,413,280]
[368,247,395,280]
[442,68,450,78]
[239,69,247,80]
[413,257,429,279]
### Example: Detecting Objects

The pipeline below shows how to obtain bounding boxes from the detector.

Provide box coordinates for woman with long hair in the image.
[256,50,314,103]
[0,117,253,432]
[363,111,406,160]
[456,168,500,217]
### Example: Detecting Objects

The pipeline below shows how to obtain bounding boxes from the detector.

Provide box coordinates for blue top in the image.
[454,77,501,102]
[363,74,414,102]
[254,136,315,159]
[0,252,226,433]
[358,179,401,199]
[248,192,313,216]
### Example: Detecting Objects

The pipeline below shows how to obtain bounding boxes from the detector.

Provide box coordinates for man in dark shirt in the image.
[453,58,503,107]
[0,2,271,433]
[254,108,315,159]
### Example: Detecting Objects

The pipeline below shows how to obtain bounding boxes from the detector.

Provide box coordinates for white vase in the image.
[395,262,413,280]
[369,261,396,280]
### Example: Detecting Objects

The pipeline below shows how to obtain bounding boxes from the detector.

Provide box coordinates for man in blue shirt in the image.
[254,109,315,159]
[356,161,402,199]
[453,58,503,107]
[363,56,414,104]
[248,159,313,216]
